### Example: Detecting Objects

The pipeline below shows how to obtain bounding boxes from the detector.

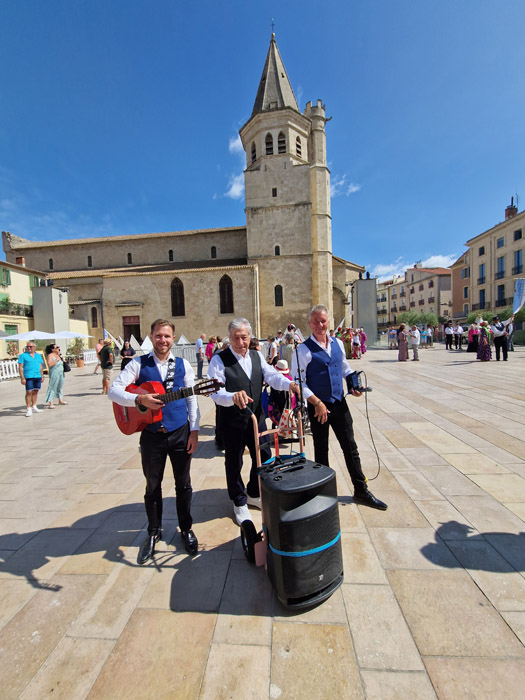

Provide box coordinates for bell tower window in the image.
[265,133,274,155]
[251,142,256,163]
[127,253,133,265]
[49,258,54,270]
[87,255,92,268]
[91,307,98,327]
[278,132,286,154]
[296,137,302,158]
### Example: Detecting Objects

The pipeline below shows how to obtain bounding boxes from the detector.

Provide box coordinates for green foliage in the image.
[69,337,85,357]
[397,311,438,327]
[467,306,523,324]
[466,310,494,324]
[513,330,525,345]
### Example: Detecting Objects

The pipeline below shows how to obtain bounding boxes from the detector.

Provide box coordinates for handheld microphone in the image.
[347,371,372,394]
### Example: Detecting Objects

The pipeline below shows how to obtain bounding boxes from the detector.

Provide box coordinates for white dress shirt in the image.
[491,318,512,338]
[207,348,292,407]
[291,335,354,401]
[107,351,200,431]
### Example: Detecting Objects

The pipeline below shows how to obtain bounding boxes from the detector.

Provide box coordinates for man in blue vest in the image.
[109,319,200,563]
[292,305,387,510]
[207,318,300,525]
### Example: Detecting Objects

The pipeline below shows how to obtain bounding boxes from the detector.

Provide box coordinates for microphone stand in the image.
[293,337,310,434]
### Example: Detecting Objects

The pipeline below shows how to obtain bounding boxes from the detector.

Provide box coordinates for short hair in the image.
[45,344,55,355]
[227,318,252,336]
[308,304,329,321]
[104,338,112,345]
[150,319,175,334]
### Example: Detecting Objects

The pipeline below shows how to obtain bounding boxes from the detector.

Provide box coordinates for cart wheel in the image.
[240,520,258,564]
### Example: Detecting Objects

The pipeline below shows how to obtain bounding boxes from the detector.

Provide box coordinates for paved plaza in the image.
[1,345,524,699]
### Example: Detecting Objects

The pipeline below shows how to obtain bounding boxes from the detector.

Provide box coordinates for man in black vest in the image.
[109,319,200,563]
[490,314,514,361]
[207,318,300,525]
[292,305,387,510]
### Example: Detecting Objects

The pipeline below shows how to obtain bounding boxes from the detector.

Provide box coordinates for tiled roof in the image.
[49,263,256,281]
[10,226,247,249]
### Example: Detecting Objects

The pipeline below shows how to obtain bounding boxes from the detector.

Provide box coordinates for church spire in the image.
[251,34,299,116]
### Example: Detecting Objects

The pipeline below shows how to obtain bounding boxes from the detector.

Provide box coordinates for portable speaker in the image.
[260,456,343,609]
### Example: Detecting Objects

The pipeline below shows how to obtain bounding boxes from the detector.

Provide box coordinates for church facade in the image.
[2,35,363,343]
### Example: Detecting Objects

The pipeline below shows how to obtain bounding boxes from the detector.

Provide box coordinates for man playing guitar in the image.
[108,319,200,564]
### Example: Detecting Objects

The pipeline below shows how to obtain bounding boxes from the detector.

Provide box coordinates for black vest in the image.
[220,347,263,428]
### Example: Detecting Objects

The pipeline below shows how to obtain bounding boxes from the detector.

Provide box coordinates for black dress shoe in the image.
[353,490,388,511]
[139,531,161,565]
[181,529,198,555]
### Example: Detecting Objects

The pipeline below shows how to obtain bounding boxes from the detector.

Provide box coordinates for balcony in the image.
[418,299,425,306]
[400,305,407,311]
[428,281,434,288]
[428,296,435,303]
[495,297,514,308]
[378,308,387,315]
[391,293,397,299]
[410,301,415,307]
[513,265,523,275]
[472,302,491,311]
[495,271,505,280]
[390,307,397,313]
[400,291,406,297]
[477,277,486,285]
[0,300,33,317]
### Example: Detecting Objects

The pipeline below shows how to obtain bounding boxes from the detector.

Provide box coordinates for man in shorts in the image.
[18,341,46,416]
[99,339,114,395]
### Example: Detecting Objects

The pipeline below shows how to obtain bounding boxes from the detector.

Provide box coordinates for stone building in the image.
[2,34,363,344]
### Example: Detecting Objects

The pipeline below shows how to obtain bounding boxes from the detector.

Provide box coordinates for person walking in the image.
[108,319,200,562]
[490,315,514,361]
[99,339,114,395]
[195,333,206,379]
[44,344,68,408]
[93,338,104,374]
[18,341,46,416]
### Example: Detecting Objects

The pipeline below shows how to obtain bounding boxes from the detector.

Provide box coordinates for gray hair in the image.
[308,304,329,321]
[227,318,252,336]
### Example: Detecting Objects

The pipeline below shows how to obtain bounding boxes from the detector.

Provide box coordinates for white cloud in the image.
[330,174,361,198]
[370,253,458,282]
[228,134,243,155]
[224,173,244,200]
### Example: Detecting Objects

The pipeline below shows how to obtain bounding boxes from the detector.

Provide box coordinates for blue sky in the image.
[1,1,524,280]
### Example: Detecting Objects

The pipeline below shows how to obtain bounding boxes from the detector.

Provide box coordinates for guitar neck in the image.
[162,386,195,404]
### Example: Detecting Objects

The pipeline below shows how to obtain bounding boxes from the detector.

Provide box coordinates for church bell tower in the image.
[240,34,333,334]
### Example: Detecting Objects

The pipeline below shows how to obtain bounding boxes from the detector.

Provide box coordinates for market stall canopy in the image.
[53,331,93,339]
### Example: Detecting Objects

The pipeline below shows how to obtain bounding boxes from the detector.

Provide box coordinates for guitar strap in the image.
[164,358,176,392]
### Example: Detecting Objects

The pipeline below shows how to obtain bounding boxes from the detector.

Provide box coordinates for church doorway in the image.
[122,315,141,343]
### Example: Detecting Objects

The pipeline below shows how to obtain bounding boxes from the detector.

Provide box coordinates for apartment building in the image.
[377,266,451,328]
[462,200,524,316]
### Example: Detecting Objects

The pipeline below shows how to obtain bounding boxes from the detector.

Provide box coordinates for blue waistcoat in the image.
[304,337,344,404]
[137,355,188,433]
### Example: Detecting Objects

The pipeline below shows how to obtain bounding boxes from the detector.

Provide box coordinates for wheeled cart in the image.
[240,410,344,610]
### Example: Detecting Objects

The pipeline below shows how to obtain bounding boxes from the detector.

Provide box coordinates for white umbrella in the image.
[2,330,56,340]
[53,331,93,339]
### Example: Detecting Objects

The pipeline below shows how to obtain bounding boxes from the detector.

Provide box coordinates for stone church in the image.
[3,34,363,343]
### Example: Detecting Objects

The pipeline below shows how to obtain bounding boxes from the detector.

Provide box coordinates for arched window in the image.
[219,274,234,314]
[251,142,256,163]
[171,278,185,317]
[278,131,286,153]
[211,246,217,259]
[87,255,92,268]
[265,133,273,156]
[91,306,98,327]
[296,136,302,158]
[49,258,54,270]
[127,253,133,265]
[168,249,174,262]
[274,285,283,307]
[275,245,280,256]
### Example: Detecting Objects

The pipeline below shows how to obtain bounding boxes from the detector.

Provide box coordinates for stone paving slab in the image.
[0,346,524,698]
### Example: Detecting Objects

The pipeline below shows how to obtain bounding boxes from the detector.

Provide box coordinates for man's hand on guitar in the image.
[139,393,164,409]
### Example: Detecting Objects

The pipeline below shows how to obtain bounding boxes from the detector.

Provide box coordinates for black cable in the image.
[347,370,382,481]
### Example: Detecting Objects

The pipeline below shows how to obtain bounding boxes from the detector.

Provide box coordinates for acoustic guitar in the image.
[113,378,223,435]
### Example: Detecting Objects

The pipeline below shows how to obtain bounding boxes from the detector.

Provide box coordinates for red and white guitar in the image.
[113,378,223,435]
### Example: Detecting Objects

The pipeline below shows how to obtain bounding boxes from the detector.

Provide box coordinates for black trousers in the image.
[307,399,367,493]
[221,414,271,506]
[445,334,453,350]
[493,335,508,361]
[139,423,193,534]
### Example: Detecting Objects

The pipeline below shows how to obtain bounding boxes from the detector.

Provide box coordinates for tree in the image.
[398,311,438,327]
